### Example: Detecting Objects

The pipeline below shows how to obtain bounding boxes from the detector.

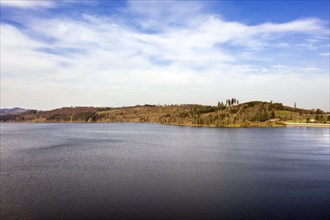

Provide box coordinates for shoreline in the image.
[284,122,330,128]
[1,121,330,128]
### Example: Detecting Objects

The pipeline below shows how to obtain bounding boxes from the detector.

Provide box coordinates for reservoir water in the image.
[1,123,329,219]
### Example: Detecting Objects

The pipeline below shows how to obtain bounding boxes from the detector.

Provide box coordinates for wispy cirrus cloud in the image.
[320,52,330,56]
[0,0,56,9]
[1,0,329,110]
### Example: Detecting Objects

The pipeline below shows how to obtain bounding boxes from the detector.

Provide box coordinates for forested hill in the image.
[1,101,329,127]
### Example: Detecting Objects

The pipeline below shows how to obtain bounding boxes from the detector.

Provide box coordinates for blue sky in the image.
[1,0,329,110]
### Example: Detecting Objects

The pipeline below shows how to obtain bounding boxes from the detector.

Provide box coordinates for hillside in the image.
[1,101,329,127]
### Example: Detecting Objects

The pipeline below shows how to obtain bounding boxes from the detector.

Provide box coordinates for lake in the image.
[0,123,329,219]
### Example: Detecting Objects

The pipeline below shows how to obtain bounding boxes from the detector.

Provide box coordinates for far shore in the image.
[1,121,330,128]
[284,122,330,128]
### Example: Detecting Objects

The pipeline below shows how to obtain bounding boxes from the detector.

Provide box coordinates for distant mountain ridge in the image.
[0,107,28,115]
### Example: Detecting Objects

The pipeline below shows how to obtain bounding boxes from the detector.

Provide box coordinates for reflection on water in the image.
[1,123,329,219]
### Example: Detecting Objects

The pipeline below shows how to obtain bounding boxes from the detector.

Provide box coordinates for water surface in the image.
[1,123,329,219]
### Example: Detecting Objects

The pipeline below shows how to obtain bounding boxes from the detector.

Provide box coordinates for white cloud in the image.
[125,0,207,30]
[1,24,65,79]
[257,18,326,33]
[0,0,56,9]
[320,52,330,56]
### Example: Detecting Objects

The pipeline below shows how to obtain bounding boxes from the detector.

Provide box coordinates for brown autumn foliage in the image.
[1,101,328,127]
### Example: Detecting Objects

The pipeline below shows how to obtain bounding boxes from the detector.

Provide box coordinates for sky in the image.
[1,0,329,111]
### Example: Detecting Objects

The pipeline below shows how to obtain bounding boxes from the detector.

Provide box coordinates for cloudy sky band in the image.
[1,0,329,110]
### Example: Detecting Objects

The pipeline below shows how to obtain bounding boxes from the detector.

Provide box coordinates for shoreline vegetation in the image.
[1,100,329,128]
[283,122,330,128]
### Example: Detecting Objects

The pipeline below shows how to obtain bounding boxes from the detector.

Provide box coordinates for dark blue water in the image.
[1,123,329,219]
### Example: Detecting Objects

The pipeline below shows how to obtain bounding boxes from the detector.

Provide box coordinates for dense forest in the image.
[1,100,329,127]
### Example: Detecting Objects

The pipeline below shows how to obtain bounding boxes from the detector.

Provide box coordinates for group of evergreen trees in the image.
[217,98,239,111]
